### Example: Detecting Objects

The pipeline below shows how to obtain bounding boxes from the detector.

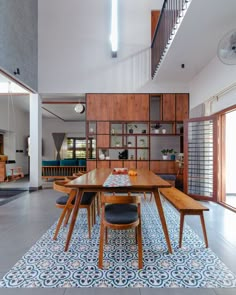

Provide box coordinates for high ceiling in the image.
[1,0,236,118]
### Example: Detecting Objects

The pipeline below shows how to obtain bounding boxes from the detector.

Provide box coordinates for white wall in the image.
[0,96,29,174]
[38,0,186,94]
[189,56,236,113]
[42,118,86,160]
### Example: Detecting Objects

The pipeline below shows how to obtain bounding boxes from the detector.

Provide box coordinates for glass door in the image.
[221,109,236,210]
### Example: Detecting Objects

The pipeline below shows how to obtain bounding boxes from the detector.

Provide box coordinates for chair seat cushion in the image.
[81,192,96,205]
[56,195,74,205]
[56,192,96,206]
[105,204,138,224]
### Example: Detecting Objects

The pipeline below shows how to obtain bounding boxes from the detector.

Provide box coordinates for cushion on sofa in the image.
[60,159,78,166]
[42,160,60,166]
[78,159,86,166]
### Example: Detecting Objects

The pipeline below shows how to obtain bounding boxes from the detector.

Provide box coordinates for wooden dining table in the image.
[64,168,173,253]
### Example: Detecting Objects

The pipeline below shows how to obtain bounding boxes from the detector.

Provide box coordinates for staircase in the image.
[151,0,192,78]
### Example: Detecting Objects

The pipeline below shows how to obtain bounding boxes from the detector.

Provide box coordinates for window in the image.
[66,137,96,159]
[66,138,87,159]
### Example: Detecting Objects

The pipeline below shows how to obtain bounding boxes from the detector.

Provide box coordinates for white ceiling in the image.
[1,0,236,118]
[0,79,87,121]
[154,0,236,83]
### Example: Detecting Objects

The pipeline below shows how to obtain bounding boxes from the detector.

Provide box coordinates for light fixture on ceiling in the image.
[74,103,85,114]
[110,0,118,58]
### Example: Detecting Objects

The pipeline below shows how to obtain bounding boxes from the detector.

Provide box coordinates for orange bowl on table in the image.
[128,169,137,176]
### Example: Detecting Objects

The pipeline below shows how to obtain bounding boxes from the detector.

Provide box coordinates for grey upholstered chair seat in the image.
[56,192,96,206]
[105,204,138,224]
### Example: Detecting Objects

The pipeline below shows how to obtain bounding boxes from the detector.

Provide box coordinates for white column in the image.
[29,93,42,190]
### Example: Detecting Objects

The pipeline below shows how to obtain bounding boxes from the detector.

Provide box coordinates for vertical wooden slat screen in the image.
[185,117,217,200]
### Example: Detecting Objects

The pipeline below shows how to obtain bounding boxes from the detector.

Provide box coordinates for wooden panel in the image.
[87,94,149,121]
[86,94,112,120]
[97,122,109,134]
[151,10,160,41]
[97,135,109,147]
[86,160,97,172]
[176,94,189,121]
[150,161,176,174]
[110,161,123,168]
[162,94,176,121]
[137,161,149,170]
[127,94,149,121]
[97,161,110,169]
[111,94,128,121]
[0,162,6,182]
[124,161,137,169]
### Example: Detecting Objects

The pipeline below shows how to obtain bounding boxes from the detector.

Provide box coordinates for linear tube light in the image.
[110,0,118,57]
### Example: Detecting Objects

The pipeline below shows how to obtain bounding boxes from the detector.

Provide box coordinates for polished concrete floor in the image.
[0,184,236,294]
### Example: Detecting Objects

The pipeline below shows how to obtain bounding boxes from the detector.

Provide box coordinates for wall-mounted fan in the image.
[217,29,236,65]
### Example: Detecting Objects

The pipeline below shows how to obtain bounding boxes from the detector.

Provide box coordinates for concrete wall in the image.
[0,0,38,91]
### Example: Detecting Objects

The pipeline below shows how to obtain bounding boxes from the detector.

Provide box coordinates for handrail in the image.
[151,0,191,78]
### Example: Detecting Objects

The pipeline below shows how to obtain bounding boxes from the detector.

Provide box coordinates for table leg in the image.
[64,189,83,251]
[154,189,172,254]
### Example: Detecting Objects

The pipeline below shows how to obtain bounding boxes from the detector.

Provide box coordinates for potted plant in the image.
[128,124,137,134]
[127,141,132,147]
[151,123,162,134]
[169,149,177,160]
[161,149,170,160]
[139,139,146,147]
[112,134,121,147]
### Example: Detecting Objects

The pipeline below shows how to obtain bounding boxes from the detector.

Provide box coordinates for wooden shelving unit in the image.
[86,93,189,175]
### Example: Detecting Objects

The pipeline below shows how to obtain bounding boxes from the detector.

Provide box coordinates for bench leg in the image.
[200,212,208,248]
[179,212,185,248]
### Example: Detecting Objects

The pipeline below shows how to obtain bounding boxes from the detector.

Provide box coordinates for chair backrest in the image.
[53,181,73,194]
[101,194,141,205]
[72,171,85,177]
[64,176,77,181]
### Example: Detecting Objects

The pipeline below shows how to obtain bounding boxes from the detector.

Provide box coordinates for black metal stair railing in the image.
[151,0,190,78]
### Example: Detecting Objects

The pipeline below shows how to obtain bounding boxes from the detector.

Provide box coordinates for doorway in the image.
[223,109,236,209]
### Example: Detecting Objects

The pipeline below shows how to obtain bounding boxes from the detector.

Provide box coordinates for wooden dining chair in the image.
[98,194,143,269]
[53,181,97,240]
[65,175,100,217]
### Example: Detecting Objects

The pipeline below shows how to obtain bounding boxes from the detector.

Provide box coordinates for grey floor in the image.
[0,182,236,294]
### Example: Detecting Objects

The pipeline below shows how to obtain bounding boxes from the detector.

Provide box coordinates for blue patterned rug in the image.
[1,198,236,288]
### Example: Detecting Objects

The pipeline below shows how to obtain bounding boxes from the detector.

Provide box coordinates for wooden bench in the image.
[159,187,209,248]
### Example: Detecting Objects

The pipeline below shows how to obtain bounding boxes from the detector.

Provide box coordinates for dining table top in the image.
[65,168,171,191]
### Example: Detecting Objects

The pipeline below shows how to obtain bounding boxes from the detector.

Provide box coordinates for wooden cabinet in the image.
[0,162,6,182]
[176,93,189,121]
[150,161,177,174]
[86,94,149,121]
[86,93,189,175]
[162,94,176,121]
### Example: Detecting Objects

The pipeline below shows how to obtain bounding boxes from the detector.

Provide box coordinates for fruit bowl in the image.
[112,168,128,175]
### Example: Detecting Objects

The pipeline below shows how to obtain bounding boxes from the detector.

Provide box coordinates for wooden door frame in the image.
[217,105,236,212]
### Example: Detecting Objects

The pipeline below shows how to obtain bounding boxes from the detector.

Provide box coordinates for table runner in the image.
[103,174,131,187]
